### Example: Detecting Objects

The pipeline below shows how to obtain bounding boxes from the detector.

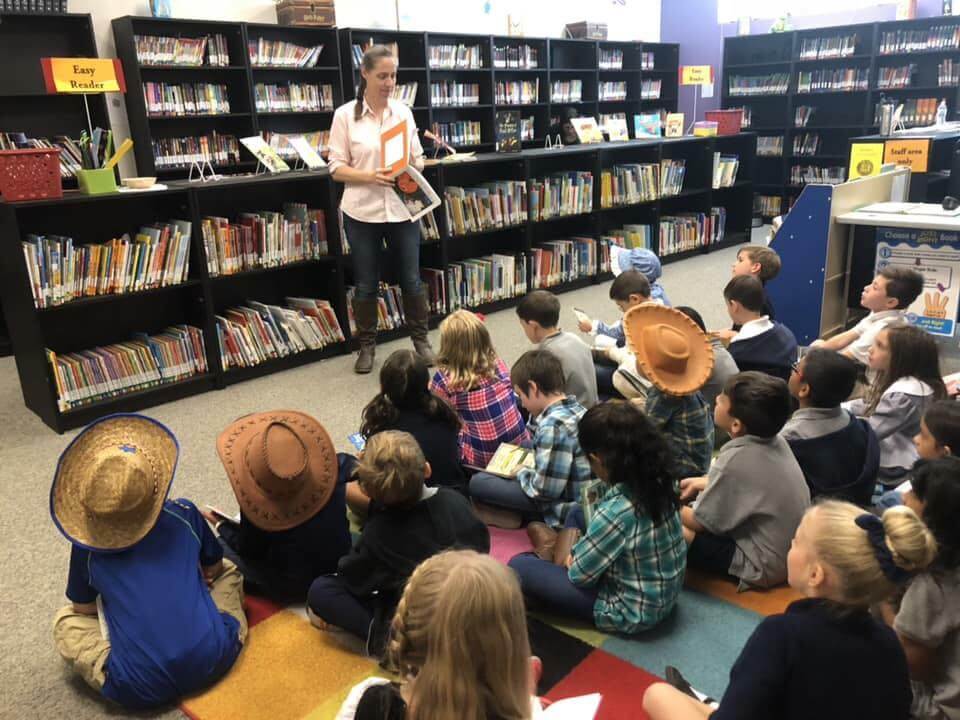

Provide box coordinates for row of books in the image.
[875,97,946,127]
[794,105,816,127]
[445,254,528,310]
[0,132,82,178]
[791,165,846,185]
[434,121,482,146]
[641,79,662,100]
[600,163,659,208]
[493,44,539,69]
[599,49,624,70]
[22,222,192,309]
[430,82,481,106]
[201,206,328,277]
[660,159,686,197]
[599,81,627,101]
[877,65,916,89]
[712,154,739,189]
[47,326,208,412]
[261,130,328,160]
[351,40,399,68]
[604,225,652,250]
[392,82,418,106]
[792,132,821,156]
[495,80,540,105]
[796,68,869,93]
[428,44,484,69]
[798,34,859,60]
[879,25,960,54]
[529,172,594,221]
[346,284,406,332]
[420,211,440,241]
[551,80,583,103]
[143,82,231,117]
[757,136,783,157]
[659,209,725,257]
[1,0,67,11]
[755,195,782,217]
[152,132,241,169]
[134,34,230,67]
[641,52,656,70]
[443,182,528,236]
[217,297,344,370]
[530,237,605,289]
[248,39,324,68]
[728,73,790,96]
[939,59,960,87]
[254,82,335,113]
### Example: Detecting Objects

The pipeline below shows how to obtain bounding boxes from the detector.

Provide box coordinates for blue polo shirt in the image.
[66,498,242,709]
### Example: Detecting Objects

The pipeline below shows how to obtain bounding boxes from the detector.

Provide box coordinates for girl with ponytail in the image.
[644,500,936,720]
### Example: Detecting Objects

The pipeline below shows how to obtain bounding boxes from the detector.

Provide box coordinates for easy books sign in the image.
[41,58,126,94]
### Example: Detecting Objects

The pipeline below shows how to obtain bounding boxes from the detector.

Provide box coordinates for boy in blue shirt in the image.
[51,414,246,710]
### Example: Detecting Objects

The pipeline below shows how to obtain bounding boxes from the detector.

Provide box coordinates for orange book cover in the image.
[380,119,409,176]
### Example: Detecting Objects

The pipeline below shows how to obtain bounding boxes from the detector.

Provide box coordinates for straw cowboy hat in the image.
[216,410,338,531]
[623,304,714,397]
[50,414,179,551]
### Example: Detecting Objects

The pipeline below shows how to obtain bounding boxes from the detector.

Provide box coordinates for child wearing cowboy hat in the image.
[50,414,247,710]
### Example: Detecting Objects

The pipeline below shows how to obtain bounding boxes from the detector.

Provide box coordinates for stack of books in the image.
[875,97,945,127]
[443,182,528,236]
[755,195,782,217]
[216,297,344,369]
[261,130,329,160]
[530,238,600,288]
[600,163,660,208]
[529,171,594,221]
[421,268,447,313]
[434,121,482,146]
[794,105,816,127]
[877,65,916,89]
[445,254,528,310]
[420,212,440,242]
[346,284,406,332]
[660,159,686,197]
[22,222,192,309]
[248,39,323,67]
[143,82,231,116]
[600,81,627,101]
[493,44,538,69]
[134,34,230,66]
[879,25,960,54]
[431,81,481,106]
[796,68,869,93]
[603,225,653,250]
[792,133,821,156]
[0,132,83,178]
[728,73,790,96]
[641,52,655,70]
[351,40,399,67]
[152,132,241,169]
[254,83,334,112]
[201,205,328,277]
[640,79,662,100]
[790,165,846,185]
[429,44,484,69]
[551,80,583,103]
[712,154,739,188]
[757,136,783,157]
[659,208,725,256]
[47,326,208,412]
[599,49,624,70]
[495,79,539,105]
[939,59,960,87]
[392,83,418,106]
[798,34,858,59]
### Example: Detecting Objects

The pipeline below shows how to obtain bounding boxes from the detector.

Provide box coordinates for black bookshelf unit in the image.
[722,15,960,219]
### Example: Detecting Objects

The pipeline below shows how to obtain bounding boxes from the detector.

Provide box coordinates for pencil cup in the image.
[77,168,118,195]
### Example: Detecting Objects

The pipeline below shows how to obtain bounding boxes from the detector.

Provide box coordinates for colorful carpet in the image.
[180,536,802,720]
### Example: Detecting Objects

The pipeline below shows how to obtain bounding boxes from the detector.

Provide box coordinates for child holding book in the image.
[644,501,934,720]
[680,372,810,589]
[51,414,246,710]
[722,275,798,382]
[610,246,671,306]
[307,431,489,656]
[509,401,686,634]
[470,350,591,529]
[429,310,528,467]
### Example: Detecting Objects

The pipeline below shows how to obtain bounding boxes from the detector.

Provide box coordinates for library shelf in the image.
[794,53,873,63]
[724,61,794,69]
[207,257,338,284]
[37,281,203,315]
[599,199,659,212]
[221,342,349,387]
[531,212,594,225]
[250,65,341,72]
[254,110,335,117]
[790,154,848,160]
[147,113,253,120]
[447,224,528,241]
[138,65,248,72]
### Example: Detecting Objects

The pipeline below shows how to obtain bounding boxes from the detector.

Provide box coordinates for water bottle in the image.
[937,99,948,126]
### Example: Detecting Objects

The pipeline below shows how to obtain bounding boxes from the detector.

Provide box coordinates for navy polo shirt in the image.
[66,498,242,709]
[713,598,911,720]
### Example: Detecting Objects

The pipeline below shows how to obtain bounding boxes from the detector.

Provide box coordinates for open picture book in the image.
[465,442,535,478]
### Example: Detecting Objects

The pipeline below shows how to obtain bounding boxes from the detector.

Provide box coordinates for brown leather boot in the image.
[351,296,379,374]
[553,527,581,566]
[526,522,558,562]
[401,291,437,365]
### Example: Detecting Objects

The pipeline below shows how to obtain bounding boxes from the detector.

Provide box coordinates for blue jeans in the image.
[344,213,422,300]
[508,553,598,623]
[469,472,543,517]
[876,489,904,509]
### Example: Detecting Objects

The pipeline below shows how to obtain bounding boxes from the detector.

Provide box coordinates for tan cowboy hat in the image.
[623,304,714,397]
[216,410,338,532]
[50,414,179,551]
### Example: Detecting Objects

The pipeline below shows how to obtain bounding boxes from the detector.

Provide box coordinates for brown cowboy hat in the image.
[623,304,715,397]
[216,410,338,531]
[50,414,178,551]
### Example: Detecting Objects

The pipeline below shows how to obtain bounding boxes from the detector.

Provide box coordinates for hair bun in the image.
[882,505,938,572]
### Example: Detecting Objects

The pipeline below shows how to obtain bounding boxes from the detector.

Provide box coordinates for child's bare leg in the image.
[643,683,715,720]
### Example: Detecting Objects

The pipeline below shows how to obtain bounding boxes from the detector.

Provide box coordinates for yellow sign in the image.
[849,142,884,180]
[42,57,126,94]
[884,138,931,173]
[680,65,714,86]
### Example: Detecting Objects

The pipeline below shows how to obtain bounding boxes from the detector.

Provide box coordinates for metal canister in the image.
[879,96,896,135]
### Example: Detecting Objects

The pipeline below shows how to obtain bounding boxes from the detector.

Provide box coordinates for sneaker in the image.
[665,666,716,705]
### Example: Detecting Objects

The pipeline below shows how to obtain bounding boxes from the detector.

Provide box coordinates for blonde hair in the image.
[355,430,425,507]
[810,501,937,606]
[437,310,500,391]
[389,550,532,720]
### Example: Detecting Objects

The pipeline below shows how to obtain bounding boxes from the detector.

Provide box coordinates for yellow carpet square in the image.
[531,611,610,648]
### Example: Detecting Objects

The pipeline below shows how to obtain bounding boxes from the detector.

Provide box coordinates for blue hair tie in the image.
[855,514,912,585]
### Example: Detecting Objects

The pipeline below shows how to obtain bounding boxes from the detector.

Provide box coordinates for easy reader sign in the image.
[679,65,714,86]
[41,58,126,94]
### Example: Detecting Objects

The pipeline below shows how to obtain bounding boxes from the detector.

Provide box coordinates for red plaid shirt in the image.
[430,359,529,467]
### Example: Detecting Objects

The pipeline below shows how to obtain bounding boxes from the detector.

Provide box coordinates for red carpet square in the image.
[545,648,661,720]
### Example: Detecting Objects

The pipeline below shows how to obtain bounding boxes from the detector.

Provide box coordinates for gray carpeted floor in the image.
[0,240,750,719]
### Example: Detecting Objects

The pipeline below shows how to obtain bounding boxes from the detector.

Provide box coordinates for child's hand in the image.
[679,476,708,502]
[200,508,219,526]
[577,317,593,333]
[712,329,737,343]
[201,560,224,588]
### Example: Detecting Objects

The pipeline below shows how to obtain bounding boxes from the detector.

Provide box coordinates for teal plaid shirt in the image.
[569,484,686,634]
[644,387,714,478]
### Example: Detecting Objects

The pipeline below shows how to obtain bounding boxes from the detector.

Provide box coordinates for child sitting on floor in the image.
[728,244,781,327]
[208,410,352,603]
[307,431,489,656]
[676,306,739,410]
[644,500,935,720]
[51,414,246,710]
[610,246,671,305]
[516,289,598,408]
[509,401,686,634]
[722,275,798,382]
[782,349,880,505]
[429,310,528,468]
[470,350,591,529]
[843,325,947,497]
[680,372,810,589]
[885,457,960,720]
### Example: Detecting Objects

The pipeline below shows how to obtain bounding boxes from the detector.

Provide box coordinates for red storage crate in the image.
[0,148,63,202]
[705,110,743,136]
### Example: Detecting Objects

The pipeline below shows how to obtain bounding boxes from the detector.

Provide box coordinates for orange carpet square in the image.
[684,567,802,616]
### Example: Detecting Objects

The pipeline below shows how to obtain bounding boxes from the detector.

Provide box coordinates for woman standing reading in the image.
[328,45,435,374]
